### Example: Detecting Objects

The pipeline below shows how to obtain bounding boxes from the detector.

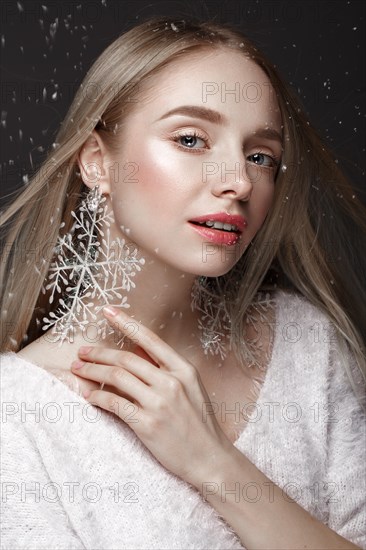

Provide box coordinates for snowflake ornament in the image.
[41,186,145,345]
[190,276,232,361]
[191,278,276,364]
[243,291,277,370]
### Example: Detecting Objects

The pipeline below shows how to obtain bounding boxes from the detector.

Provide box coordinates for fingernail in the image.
[71,360,84,370]
[83,389,91,398]
[79,346,92,355]
[103,306,118,317]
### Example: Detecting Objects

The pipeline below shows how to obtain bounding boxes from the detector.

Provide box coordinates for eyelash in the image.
[171,130,280,168]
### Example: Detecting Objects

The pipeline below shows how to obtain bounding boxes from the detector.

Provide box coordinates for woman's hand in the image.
[70,306,234,489]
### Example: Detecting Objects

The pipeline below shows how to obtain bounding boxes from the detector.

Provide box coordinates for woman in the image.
[1,16,365,549]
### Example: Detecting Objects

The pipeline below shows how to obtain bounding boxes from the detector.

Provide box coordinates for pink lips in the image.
[188,223,241,245]
[189,212,247,233]
[188,212,247,246]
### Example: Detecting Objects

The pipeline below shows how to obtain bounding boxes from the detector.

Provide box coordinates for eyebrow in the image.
[157,105,282,144]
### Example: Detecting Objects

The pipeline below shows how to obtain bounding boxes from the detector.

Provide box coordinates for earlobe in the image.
[79,161,102,186]
[77,131,111,195]
[78,161,111,196]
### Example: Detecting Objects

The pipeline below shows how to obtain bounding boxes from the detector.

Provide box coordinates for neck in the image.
[103,253,203,352]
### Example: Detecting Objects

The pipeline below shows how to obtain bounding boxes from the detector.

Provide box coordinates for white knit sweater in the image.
[1,289,365,549]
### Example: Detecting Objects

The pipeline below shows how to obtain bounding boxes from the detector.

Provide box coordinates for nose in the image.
[207,160,253,202]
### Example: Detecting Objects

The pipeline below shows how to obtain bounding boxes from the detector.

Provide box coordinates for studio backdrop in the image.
[0,0,365,206]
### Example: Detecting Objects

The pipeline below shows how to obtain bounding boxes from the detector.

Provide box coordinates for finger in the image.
[71,361,152,408]
[84,389,142,427]
[77,347,162,386]
[102,307,185,372]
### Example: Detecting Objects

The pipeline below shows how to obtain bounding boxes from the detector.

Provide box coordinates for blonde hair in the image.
[1,17,365,411]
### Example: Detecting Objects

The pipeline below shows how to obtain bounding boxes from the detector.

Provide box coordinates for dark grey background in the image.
[1,0,365,206]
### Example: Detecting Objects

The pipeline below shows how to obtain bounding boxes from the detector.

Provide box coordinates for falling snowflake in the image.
[41,186,145,344]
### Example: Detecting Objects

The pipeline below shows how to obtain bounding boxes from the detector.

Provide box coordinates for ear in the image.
[77,130,112,195]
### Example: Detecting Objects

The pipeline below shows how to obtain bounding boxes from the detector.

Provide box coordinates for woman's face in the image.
[108,48,283,277]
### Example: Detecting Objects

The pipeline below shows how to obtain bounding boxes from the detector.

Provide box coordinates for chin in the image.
[187,260,240,279]
[201,266,237,278]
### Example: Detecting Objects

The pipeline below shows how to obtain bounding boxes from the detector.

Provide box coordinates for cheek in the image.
[121,141,197,201]
[110,142,194,227]
[140,140,201,198]
[249,173,276,225]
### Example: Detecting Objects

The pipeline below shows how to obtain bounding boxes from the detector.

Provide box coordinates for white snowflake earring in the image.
[42,185,145,345]
[190,275,232,361]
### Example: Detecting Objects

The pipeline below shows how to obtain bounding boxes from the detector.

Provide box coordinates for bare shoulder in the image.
[17,338,55,370]
[16,338,81,393]
[16,337,115,398]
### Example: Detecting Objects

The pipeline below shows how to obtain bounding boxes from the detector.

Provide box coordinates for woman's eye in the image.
[248,152,278,168]
[173,132,207,149]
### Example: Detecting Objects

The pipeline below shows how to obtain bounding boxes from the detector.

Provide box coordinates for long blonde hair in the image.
[1,17,365,410]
